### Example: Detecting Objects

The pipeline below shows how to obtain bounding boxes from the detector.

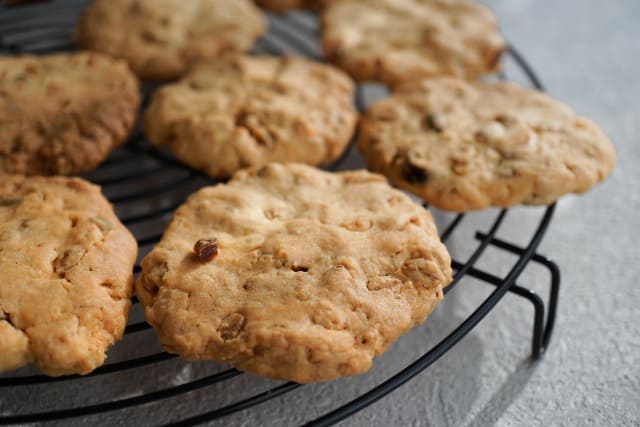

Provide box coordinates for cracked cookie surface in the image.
[144,55,358,178]
[75,0,266,81]
[358,77,617,211]
[136,163,452,383]
[322,0,505,87]
[0,52,139,176]
[0,176,137,376]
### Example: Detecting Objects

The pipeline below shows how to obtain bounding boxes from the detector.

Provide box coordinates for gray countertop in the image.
[0,0,638,426]
[343,1,640,425]
[350,1,640,425]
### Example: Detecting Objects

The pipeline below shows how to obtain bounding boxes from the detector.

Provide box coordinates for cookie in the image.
[321,0,505,87]
[0,52,139,176]
[144,55,358,178]
[75,0,266,81]
[136,163,452,383]
[255,0,338,12]
[358,77,617,211]
[0,176,137,376]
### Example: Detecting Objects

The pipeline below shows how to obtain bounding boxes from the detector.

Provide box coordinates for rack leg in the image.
[474,233,562,358]
[506,285,545,358]
[461,267,544,358]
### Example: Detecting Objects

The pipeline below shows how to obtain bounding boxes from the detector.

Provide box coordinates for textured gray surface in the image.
[1,0,639,426]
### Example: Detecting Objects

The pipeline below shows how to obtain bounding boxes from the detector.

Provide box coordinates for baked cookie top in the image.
[0,52,139,176]
[136,163,452,383]
[75,0,266,81]
[144,55,358,178]
[358,77,617,211]
[321,0,505,87]
[0,176,137,376]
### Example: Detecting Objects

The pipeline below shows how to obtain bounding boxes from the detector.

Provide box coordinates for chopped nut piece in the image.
[475,121,506,143]
[341,217,373,231]
[496,164,515,177]
[451,159,468,176]
[219,313,245,340]
[494,114,516,125]
[527,130,539,150]
[367,276,402,291]
[194,238,218,262]
[54,247,86,272]
[91,216,112,232]
[236,111,276,146]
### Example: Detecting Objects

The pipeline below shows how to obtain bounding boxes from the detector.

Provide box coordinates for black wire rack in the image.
[0,1,561,426]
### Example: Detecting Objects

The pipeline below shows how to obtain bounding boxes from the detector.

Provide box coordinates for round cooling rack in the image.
[0,2,561,426]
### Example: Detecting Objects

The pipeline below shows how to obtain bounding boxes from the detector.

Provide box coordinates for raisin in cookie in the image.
[0,176,137,376]
[75,0,266,81]
[322,0,505,87]
[0,52,139,176]
[144,55,358,178]
[136,163,452,383]
[358,77,617,211]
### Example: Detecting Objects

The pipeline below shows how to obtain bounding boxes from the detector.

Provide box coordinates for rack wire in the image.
[0,1,561,426]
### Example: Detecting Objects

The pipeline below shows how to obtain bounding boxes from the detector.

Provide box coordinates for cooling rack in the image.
[0,1,561,426]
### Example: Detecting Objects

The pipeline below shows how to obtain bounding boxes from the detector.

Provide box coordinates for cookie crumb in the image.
[194,238,218,262]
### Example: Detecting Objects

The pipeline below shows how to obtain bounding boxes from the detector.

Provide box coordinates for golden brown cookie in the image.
[0,176,137,376]
[358,77,617,211]
[75,0,266,81]
[136,163,452,383]
[0,52,139,176]
[144,55,358,178]
[321,0,505,87]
